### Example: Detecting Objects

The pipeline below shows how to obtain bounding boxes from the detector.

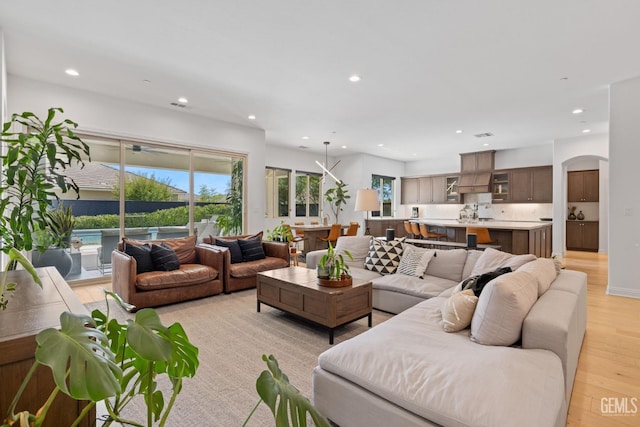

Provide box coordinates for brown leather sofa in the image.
[112,235,225,311]
[202,232,289,293]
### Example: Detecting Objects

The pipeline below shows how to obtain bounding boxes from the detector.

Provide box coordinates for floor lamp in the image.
[355,189,380,235]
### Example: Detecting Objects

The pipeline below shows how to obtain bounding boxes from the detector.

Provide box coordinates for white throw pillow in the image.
[516,258,558,297]
[470,271,538,346]
[442,289,478,332]
[396,245,435,278]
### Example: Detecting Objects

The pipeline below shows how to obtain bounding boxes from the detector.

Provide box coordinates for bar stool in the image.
[419,223,448,240]
[466,227,495,244]
[403,221,415,238]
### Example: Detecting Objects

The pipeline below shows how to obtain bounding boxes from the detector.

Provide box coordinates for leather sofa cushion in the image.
[125,235,197,265]
[136,263,218,291]
[229,256,289,278]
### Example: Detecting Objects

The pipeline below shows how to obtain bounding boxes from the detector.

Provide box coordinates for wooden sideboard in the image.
[0,267,94,426]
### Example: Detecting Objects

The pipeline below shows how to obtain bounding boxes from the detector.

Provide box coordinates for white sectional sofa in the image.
[307,236,587,427]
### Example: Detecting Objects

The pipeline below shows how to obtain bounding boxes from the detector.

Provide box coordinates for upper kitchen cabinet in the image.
[510,166,553,203]
[401,177,420,204]
[568,169,599,202]
[460,150,495,173]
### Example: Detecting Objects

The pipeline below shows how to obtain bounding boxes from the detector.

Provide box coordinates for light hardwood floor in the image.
[73,251,640,426]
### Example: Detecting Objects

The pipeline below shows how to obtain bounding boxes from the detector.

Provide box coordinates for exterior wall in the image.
[609,75,640,298]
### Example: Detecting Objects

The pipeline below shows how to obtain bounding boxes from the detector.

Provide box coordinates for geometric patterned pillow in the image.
[364,239,404,275]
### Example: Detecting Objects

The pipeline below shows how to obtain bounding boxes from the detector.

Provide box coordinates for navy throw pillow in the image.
[150,243,180,271]
[124,242,154,274]
[238,236,266,262]
[215,238,243,264]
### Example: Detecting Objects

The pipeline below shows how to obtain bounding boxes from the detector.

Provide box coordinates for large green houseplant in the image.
[324,181,349,224]
[0,108,89,308]
[2,291,199,427]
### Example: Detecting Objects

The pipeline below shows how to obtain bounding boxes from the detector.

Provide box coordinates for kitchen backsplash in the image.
[402,202,553,221]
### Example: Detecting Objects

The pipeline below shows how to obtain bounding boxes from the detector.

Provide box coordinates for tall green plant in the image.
[324,181,350,224]
[2,290,199,427]
[44,205,76,249]
[0,108,90,253]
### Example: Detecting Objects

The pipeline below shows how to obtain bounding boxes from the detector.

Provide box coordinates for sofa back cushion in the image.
[470,271,538,346]
[461,250,483,279]
[123,235,197,265]
[517,258,558,296]
[470,247,536,277]
[335,236,372,269]
[424,249,468,282]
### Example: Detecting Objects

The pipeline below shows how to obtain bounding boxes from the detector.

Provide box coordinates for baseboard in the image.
[606,286,640,299]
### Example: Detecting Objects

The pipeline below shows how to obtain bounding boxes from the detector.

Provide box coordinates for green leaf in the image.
[35,312,122,401]
[256,355,330,427]
[126,309,173,361]
[7,247,42,287]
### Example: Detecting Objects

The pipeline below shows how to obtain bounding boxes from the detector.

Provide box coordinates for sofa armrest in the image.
[199,243,231,287]
[305,249,328,270]
[111,249,137,309]
[195,244,226,273]
[263,241,289,261]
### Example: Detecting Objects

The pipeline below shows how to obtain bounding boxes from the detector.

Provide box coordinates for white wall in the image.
[404,155,458,176]
[7,76,267,234]
[552,133,608,256]
[0,31,6,123]
[494,143,553,169]
[609,75,640,298]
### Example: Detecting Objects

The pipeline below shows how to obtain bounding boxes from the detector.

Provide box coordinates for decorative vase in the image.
[568,206,577,220]
[32,248,73,278]
[577,210,585,220]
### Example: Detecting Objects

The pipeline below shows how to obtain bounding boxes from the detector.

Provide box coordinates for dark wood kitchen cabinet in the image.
[566,220,599,252]
[510,166,553,203]
[568,169,599,202]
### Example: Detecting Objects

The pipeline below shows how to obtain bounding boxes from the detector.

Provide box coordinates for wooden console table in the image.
[0,267,94,426]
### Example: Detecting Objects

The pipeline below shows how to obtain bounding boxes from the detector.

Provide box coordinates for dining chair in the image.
[344,221,359,236]
[419,223,447,241]
[319,224,343,246]
[466,226,495,244]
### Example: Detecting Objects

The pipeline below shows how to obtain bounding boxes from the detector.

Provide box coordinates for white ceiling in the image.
[1,1,639,162]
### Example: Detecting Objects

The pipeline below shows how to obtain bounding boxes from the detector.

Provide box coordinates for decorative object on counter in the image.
[568,206,577,220]
[467,233,478,249]
[577,210,585,220]
[458,204,477,223]
[411,206,419,218]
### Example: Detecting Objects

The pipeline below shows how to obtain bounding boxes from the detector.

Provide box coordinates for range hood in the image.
[457,172,491,194]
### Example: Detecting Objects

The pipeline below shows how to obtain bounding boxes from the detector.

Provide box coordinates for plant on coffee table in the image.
[317,242,353,282]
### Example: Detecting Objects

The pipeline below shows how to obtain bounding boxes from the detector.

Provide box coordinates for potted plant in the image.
[2,290,199,427]
[324,181,350,224]
[317,242,353,287]
[0,107,90,309]
[266,221,293,242]
[32,205,76,277]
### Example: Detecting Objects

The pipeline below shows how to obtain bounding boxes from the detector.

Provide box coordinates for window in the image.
[295,171,321,217]
[371,175,395,217]
[265,167,290,218]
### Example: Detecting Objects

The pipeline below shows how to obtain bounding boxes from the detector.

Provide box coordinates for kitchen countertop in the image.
[411,219,552,230]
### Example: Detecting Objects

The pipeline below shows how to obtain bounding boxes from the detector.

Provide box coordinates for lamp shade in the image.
[354,189,380,211]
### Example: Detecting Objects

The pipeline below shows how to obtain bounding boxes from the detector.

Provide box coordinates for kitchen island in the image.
[411,219,552,257]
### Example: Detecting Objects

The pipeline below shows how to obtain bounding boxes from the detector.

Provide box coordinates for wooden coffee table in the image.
[257,266,373,344]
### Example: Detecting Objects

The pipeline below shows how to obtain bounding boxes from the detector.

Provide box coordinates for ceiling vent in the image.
[170,102,187,108]
[474,132,494,138]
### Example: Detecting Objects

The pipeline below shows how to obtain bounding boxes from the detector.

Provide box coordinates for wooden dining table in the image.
[291,224,349,253]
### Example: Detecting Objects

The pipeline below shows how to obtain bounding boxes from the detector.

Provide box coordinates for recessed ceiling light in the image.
[582,129,591,133]
[483,143,490,147]
[65,68,79,77]
[302,136,309,140]
[248,115,256,120]
[455,130,463,134]
[412,153,417,157]
[377,143,384,147]
[348,75,361,83]
[178,97,188,104]
[572,108,584,115]
[341,145,347,149]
